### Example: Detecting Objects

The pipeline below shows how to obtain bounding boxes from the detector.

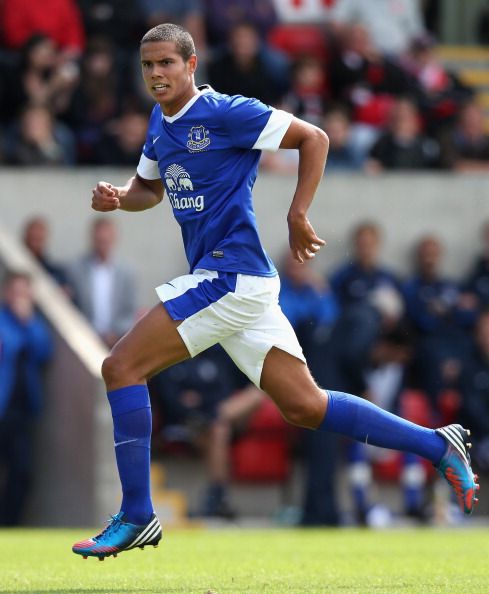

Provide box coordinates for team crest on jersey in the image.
[187,125,210,152]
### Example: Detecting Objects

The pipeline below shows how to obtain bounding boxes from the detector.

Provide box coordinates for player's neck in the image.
[160,84,200,117]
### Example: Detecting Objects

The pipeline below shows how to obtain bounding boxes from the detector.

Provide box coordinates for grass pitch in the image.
[0,527,488,593]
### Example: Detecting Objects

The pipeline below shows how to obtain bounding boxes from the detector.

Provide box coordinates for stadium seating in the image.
[231,399,294,483]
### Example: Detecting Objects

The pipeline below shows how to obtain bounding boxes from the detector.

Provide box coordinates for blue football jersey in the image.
[137,86,293,276]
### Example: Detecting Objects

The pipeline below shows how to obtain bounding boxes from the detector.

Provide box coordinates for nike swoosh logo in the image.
[153,135,160,144]
[114,438,138,447]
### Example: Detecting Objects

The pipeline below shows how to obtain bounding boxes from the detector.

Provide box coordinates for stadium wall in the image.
[1,169,488,309]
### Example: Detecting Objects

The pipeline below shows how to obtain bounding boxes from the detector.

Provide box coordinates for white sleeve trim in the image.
[252,109,294,152]
[136,153,160,180]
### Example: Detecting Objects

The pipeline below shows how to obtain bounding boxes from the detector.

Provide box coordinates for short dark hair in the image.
[140,23,195,61]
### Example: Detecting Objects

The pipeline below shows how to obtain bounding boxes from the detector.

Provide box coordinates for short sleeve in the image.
[136,105,161,180]
[221,95,293,152]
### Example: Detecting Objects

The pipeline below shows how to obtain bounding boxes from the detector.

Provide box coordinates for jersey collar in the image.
[162,85,213,123]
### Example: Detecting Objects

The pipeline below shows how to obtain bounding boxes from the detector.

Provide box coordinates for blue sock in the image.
[107,385,153,525]
[319,391,446,465]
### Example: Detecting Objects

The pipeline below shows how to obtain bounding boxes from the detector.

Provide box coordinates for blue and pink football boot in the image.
[72,512,162,560]
[435,424,480,515]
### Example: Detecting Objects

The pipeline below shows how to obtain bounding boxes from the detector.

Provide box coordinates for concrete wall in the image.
[1,169,488,308]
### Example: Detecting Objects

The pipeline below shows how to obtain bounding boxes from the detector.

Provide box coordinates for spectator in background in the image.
[438,101,489,173]
[271,0,337,24]
[365,98,439,172]
[22,216,69,290]
[204,0,278,49]
[204,0,288,94]
[77,0,145,50]
[66,36,134,163]
[138,0,207,55]
[207,22,289,107]
[279,250,338,331]
[460,309,489,473]
[400,35,473,133]
[362,314,431,521]
[137,2,209,84]
[0,34,79,124]
[93,109,149,166]
[403,235,470,405]
[332,0,426,56]
[278,251,340,526]
[330,221,401,311]
[322,105,367,171]
[328,24,415,131]
[281,56,328,128]
[202,381,265,518]
[0,0,85,58]
[0,272,53,525]
[463,220,489,312]
[3,104,76,166]
[404,236,468,337]
[67,218,137,348]
[260,55,328,172]
[328,221,403,523]
[150,345,265,519]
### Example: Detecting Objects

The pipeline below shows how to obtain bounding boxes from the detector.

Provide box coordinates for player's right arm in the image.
[91,174,164,212]
[92,102,166,213]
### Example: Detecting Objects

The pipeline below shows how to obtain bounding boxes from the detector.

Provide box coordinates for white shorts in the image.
[155,269,305,387]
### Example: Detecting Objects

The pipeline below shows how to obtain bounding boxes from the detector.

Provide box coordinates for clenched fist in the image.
[92,181,121,211]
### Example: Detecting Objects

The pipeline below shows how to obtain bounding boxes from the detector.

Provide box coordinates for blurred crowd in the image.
[3,211,489,526]
[2,0,489,527]
[0,0,489,172]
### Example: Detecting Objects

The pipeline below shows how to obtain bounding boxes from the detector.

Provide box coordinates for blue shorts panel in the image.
[161,271,238,321]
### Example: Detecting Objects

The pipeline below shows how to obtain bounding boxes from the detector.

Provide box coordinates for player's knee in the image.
[281,398,325,429]
[101,354,117,385]
[101,353,133,386]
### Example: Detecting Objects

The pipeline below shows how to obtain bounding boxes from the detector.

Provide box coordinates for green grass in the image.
[1,527,489,593]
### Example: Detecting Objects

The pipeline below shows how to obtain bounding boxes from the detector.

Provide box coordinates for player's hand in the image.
[91,181,121,211]
[287,212,325,263]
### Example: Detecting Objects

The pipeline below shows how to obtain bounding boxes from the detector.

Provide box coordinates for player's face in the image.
[140,41,197,116]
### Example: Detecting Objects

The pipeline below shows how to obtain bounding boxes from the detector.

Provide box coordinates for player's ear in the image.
[187,54,197,75]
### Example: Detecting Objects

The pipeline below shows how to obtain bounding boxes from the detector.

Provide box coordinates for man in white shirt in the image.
[333,0,425,55]
[67,217,137,347]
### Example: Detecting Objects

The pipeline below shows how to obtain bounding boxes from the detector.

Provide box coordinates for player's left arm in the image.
[279,117,329,263]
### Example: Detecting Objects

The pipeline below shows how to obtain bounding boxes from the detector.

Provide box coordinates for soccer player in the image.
[73,23,479,559]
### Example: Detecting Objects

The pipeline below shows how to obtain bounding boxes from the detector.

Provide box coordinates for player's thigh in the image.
[221,304,326,427]
[261,347,322,403]
[219,302,305,388]
[109,303,190,380]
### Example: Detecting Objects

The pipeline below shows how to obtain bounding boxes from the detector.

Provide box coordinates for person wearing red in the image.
[0,0,85,56]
